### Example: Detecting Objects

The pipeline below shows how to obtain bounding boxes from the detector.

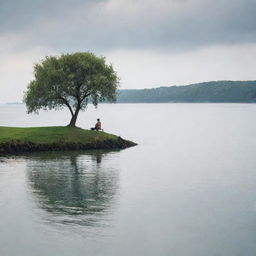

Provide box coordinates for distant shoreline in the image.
[117,81,256,103]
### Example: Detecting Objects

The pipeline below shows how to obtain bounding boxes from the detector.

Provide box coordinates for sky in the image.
[0,0,256,103]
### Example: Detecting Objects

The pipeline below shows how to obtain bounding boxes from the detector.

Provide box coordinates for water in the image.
[1,103,256,256]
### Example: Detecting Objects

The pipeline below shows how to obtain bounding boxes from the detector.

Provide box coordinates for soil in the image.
[0,137,137,154]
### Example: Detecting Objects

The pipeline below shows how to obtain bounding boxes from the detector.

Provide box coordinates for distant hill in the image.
[117,81,256,103]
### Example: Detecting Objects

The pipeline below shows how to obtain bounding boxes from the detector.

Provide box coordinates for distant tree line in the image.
[116,81,256,103]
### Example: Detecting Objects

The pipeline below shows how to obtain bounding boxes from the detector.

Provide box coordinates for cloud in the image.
[1,0,256,52]
[106,43,256,89]
[0,0,256,102]
[0,36,56,103]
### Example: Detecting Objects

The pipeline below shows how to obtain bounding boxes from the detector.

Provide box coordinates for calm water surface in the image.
[1,103,256,256]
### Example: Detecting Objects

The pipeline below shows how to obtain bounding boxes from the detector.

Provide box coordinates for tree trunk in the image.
[68,108,80,127]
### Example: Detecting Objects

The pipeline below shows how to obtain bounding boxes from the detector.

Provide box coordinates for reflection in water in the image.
[26,150,120,227]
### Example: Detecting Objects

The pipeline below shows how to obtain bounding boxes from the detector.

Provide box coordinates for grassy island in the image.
[0,126,137,154]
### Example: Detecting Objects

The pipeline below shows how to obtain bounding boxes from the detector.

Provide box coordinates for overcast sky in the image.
[0,0,256,103]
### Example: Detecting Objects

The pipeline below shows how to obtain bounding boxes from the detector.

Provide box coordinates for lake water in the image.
[1,103,256,256]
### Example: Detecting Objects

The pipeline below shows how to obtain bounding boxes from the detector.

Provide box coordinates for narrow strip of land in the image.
[0,126,137,154]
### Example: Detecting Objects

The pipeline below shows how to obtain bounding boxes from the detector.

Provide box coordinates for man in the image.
[91,118,102,131]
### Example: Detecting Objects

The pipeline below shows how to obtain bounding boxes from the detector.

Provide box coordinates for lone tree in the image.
[24,52,119,127]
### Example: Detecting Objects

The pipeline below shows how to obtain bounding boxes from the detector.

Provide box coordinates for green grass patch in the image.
[0,126,117,144]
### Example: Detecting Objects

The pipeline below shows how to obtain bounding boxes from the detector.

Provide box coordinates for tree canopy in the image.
[24,52,119,126]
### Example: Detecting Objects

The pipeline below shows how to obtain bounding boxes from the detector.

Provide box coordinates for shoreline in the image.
[0,126,137,155]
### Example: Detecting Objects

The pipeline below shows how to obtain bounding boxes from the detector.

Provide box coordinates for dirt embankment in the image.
[0,137,137,154]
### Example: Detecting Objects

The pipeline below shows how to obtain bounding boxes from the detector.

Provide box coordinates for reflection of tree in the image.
[0,156,8,163]
[26,150,119,226]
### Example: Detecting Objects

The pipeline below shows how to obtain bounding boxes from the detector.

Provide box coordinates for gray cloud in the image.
[1,0,256,103]
[0,0,101,32]
[1,0,256,52]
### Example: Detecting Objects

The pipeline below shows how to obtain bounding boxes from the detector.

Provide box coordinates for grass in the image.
[0,126,117,144]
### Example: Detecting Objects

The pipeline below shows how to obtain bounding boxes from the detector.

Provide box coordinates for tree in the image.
[24,52,119,127]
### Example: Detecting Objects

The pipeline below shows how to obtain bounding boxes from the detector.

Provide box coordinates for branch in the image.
[81,92,91,102]
[60,97,74,116]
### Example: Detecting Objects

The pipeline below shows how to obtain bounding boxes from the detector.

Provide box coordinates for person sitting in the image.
[91,118,102,131]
